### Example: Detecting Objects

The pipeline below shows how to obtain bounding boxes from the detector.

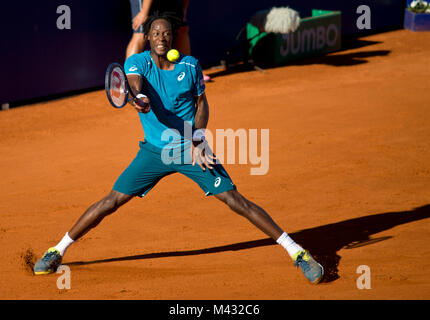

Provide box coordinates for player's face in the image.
[148,19,173,57]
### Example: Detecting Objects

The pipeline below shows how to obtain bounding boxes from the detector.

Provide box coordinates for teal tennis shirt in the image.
[124,51,205,151]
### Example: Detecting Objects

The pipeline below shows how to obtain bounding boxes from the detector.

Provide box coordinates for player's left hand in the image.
[191,140,216,171]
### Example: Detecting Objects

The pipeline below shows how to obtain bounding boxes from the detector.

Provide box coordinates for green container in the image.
[248,9,342,66]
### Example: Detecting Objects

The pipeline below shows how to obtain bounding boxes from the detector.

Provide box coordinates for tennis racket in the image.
[105,62,148,109]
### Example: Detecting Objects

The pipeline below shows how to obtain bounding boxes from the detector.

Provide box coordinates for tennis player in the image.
[34,12,324,284]
[126,0,190,59]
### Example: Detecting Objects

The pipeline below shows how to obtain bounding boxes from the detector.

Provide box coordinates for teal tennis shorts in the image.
[113,141,236,197]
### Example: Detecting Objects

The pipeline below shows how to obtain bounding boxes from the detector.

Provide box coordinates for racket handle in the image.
[135,93,148,106]
[134,94,151,113]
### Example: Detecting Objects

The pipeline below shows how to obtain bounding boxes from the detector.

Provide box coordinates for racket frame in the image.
[105,63,138,108]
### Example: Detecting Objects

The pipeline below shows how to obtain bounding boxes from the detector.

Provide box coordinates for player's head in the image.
[143,11,182,57]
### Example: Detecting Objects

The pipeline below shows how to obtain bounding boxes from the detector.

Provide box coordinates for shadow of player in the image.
[68,204,430,283]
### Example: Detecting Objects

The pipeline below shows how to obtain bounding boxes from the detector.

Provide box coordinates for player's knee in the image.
[101,198,117,214]
[99,193,122,215]
[218,190,250,215]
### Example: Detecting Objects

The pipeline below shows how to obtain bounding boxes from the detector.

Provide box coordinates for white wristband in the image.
[136,94,147,99]
[192,129,205,141]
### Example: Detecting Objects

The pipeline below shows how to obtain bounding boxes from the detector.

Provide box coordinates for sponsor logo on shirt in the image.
[177,72,185,81]
[129,66,138,72]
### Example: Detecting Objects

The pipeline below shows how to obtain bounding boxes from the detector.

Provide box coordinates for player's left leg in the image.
[215,189,324,284]
[214,189,283,240]
[176,159,323,283]
[177,159,284,240]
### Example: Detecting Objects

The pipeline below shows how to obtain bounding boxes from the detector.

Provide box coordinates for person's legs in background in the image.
[126,32,146,59]
[175,24,211,82]
[126,0,147,60]
[175,25,191,55]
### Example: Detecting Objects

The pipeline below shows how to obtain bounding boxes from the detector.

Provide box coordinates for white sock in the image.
[54,232,75,257]
[276,232,303,260]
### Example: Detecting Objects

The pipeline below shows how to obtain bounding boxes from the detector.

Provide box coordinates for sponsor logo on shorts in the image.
[214,177,221,187]
[129,66,138,72]
[177,72,185,81]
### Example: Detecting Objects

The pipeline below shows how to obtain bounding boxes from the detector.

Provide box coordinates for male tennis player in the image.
[34,12,324,284]
[126,0,190,59]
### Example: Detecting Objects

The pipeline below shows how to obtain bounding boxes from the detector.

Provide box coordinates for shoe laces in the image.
[42,250,59,262]
[294,252,310,272]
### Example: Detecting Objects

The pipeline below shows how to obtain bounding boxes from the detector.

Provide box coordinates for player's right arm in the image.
[126,74,150,113]
[125,55,150,113]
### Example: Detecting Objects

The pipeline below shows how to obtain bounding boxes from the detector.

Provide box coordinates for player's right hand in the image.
[130,96,151,113]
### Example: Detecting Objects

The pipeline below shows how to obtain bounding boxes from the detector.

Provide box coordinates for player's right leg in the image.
[68,190,133,240]
[34,140,172,275]
[33,191,133,275]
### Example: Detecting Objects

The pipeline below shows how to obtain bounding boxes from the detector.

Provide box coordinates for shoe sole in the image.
[34,270,55,275]
[310,264,324,284]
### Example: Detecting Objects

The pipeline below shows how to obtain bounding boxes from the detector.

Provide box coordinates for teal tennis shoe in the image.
[33,248,62,275]
[293,250,324,284]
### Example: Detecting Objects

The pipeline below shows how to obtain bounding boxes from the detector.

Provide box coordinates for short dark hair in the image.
[142,11,182,39]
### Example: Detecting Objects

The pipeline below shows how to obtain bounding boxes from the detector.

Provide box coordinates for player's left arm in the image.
[192,60,209,133]
[194,93,209,130]
[191,93,216,170]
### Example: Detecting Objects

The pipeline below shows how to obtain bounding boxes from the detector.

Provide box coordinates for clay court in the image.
[1,29,429,300]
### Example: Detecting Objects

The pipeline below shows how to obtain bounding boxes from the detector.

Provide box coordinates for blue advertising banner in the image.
[0,0,405,105]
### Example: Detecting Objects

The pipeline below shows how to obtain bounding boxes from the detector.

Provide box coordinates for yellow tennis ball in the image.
[167,49,180,62]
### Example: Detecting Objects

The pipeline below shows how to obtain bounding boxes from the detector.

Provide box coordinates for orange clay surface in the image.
[1,29,430,300]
